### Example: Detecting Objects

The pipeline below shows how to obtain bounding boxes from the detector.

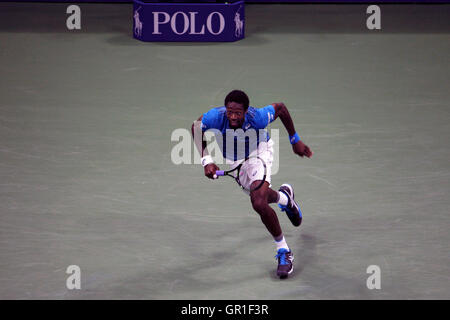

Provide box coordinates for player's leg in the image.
[266,187,279,204]
[250,181,293,279]
[251,139,302,227]
[249,181,282,238]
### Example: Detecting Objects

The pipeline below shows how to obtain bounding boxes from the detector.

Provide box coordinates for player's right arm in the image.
[191,115,220,179]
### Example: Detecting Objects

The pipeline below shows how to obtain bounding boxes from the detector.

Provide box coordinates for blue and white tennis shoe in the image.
[278,184,302,227]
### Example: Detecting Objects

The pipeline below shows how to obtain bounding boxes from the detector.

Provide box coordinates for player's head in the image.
[225,90,249,129]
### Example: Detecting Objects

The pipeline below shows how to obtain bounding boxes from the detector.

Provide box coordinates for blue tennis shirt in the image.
[201,105,276,161]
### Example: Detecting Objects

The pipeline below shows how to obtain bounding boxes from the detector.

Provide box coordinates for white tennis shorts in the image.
[228,139,274,194]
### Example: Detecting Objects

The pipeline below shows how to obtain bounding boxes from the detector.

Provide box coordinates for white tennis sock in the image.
[277,191,289,206]
[274,236,289,251]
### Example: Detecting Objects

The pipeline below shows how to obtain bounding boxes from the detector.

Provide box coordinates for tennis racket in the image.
[214,156,267,192]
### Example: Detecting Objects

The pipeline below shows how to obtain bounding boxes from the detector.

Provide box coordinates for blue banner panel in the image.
[133,0,245,42]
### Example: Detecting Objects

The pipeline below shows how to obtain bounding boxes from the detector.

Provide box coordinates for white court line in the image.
[91,194,132,204]
[307,173,336,188]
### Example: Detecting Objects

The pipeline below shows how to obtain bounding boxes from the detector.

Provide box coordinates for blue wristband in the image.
[289,132,301,145]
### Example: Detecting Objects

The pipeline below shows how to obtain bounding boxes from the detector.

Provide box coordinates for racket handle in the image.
[216,170,225,176]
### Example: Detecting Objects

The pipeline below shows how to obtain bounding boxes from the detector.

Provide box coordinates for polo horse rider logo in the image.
[234,5,244,38]
[134,6,143,37]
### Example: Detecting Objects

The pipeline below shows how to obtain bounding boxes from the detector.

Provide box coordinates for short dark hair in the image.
[224,90,249,111]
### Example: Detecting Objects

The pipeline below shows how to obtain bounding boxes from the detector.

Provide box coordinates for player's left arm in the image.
[272,102,313,158]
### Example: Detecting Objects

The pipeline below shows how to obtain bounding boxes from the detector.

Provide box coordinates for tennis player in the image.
[191,90,313,279]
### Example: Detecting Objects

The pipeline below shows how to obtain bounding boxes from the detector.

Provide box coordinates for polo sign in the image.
[133,0,245,42]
